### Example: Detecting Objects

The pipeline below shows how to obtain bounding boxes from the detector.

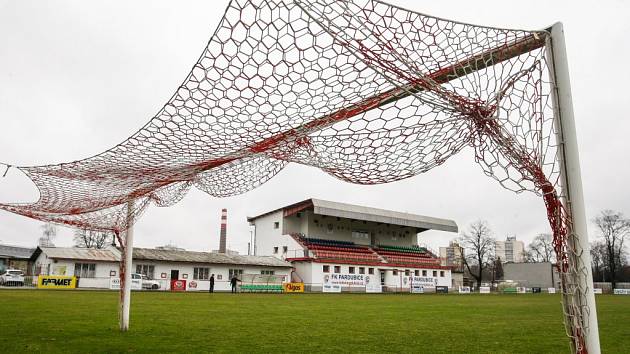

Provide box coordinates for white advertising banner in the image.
[458,286,471,294]
[548,288,556,294]
[479,286,491,294]
[408,276,437,288]
[365,275,382,293]
[109,277,142,290]
[517,287,527,294]
[593,288,603,294]
[411,284,424,294]
[614,288,630,295]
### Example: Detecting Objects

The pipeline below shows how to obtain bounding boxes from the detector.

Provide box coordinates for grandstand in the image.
[248,198,457,292]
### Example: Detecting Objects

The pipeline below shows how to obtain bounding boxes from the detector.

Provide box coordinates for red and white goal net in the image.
[0,1,597,351]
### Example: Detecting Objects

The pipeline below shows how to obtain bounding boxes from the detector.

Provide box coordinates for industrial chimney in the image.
[219,208,227,253]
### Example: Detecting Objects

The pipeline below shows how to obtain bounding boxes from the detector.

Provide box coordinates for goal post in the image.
[547,22,600,354]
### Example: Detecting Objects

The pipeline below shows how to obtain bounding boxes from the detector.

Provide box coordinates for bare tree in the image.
[73,229,112,249]
[526,233,556,263]
[38,223,57,247]
[459,220,495,289]
[590,240,608,282]
[593,210,630,289]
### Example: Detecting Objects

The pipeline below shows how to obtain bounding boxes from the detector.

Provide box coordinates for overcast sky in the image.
[0,0,628,254]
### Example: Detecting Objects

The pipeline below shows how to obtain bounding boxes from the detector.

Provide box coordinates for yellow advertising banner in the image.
[283,282,304,293]
[37,275,77,289]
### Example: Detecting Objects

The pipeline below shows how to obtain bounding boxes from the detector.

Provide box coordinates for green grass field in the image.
[0,290,628,353]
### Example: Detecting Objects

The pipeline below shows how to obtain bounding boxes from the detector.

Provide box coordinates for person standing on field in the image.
[209,274,215,293]
[230,275,240,293]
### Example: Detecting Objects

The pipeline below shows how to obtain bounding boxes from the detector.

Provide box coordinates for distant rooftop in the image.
[0,244,36,259]
[247,198,458,233]
[32,246,291,268]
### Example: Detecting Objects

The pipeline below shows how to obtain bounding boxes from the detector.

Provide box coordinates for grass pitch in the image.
[0,290,628,353]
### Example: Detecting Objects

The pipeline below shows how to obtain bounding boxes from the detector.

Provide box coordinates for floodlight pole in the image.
[548,22,600,354]
[120,199,135,331]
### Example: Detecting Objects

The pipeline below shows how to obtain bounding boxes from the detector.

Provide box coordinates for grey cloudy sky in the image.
[0,0,628,253]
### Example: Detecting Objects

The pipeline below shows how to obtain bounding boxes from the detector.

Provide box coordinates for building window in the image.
[368,268,374,275]
[405,269,410,276]
[414,270,419,276]
[261,270,275,275]
[440,271,445,277]
[136,264,155,279]
[349,267,355,274]
[273,222,279,229]
[422,270,427,276]
[74,263,96,278]
[359,267,365,275]
[282,246,288,254]
[229,269,244,279]
[327,224,334,234]
[392,269,398,276]
[273,247,278,254]
[193,267,210,280]
[352,231,370,241]
[334,266,341,274]
[323,265,330,273]
[296,212,301,218]
[433,270,437,277]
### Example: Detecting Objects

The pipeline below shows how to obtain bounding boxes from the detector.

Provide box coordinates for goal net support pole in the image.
[548,22,600,354]
[118,200,135,332]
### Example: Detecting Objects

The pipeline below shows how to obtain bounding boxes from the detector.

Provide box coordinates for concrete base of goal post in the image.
[548,22,600,354]
[120,200,135,332]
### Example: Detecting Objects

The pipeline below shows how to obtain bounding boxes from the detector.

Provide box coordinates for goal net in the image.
[0,0,596,351]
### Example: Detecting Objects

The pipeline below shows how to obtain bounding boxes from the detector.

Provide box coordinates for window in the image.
[193,267,210,280]
[433,270,437,277]
[229,269,244,279]
[368,268,374,275]
[273,222,279,229]
[405,269,410,276]
[359,267,365,275]
[74,263,96,278]
[261,270,275,275]
[440,271,445,277]
[334,266,341,274]
[349,267,355,274]
[352,231,370,241]
[327,224,334,234]
[282,246,288,254]
[323,265,330,273]
[136,264,155,279]
[414,270,419,276]
[392,269,398,276]
[422,270,427,276]
[296,212,302,218]
[273,247,278,254]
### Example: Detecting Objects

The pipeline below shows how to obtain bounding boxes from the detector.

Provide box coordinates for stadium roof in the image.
[0,244,36,259]
[247,198,458,233]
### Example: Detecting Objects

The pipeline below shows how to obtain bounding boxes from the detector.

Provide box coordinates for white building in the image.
[31,246,292,291]
[248,198,459,291]
[495,236,525,263]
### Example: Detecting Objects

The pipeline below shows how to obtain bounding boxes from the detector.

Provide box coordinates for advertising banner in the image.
[548,288,556,294]
[283,282,305,293]
[171,279,187,291]
[37,275,76,289]
[109,277,142,290]
[517,287,527,294]
[322,274,342,293]
[409,276,437,288]
[328,273,365,286]
[479,286,491,294]
[614,288,630,295]
[458,286,471,294]
[365,275,382,293]
[593,288,603,294]
[532,287,542,293]
[435,286,448,294]
[411,284,424,294]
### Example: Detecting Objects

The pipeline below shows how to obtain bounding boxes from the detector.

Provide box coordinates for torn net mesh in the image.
[0,0,589,350]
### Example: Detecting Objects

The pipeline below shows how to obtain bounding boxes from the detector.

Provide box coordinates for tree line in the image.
[456,209,629,289]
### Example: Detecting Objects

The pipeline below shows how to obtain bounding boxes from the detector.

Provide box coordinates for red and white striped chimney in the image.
[219,208,227,253]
